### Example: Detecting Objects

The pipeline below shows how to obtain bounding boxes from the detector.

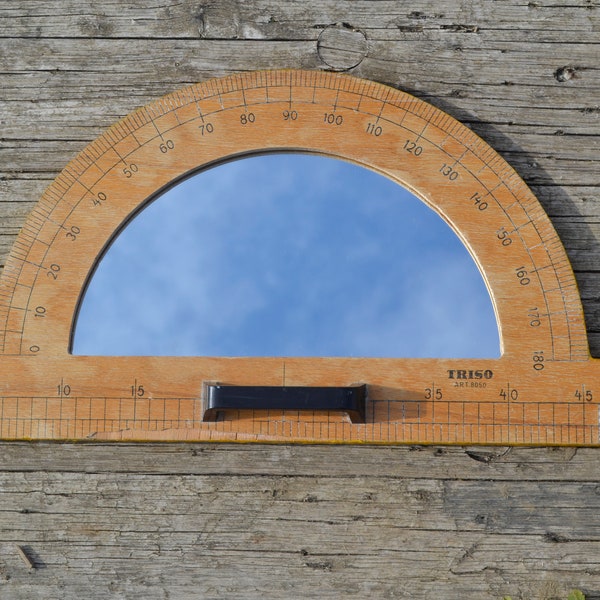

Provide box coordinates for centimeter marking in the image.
[0,395,597,445]
[0,69,597,444]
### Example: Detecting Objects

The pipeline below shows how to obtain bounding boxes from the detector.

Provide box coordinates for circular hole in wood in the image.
[317,23,368,70]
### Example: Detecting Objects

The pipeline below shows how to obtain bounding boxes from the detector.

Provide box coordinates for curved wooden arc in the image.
[0,70,588,361]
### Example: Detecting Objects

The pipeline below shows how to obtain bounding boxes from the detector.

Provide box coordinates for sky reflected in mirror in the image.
[72,153,500,358]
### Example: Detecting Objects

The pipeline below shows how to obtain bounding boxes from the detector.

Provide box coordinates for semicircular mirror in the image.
[72,153,500,358]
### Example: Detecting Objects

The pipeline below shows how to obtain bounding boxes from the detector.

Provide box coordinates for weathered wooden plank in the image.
[552,219,600,270]
[0,39,315,80]
[0,0,597,42]
[0,469,599,599]
[1,31,597,103]
[3,472,600,540]
[1,37,598,99]
[2,535,595,600]
[0,442,597,481]
[534,186,600,218]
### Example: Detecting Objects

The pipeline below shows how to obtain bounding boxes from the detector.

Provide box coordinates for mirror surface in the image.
[72,154,500,358]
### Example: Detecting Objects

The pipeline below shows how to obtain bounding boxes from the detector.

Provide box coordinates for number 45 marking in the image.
[574,385,593,402]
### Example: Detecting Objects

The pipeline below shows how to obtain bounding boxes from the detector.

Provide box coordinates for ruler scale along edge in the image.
[0,69,597,445]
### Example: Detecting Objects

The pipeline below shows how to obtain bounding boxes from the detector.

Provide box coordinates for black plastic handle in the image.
[202,384,367,423]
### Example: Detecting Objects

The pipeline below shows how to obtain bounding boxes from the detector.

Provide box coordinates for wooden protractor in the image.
[0,69,597,445]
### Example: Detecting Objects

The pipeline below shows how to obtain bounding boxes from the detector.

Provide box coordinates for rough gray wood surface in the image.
[0,1,599,598]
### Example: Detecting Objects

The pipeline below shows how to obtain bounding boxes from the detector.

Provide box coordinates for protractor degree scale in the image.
[0,69,597,445]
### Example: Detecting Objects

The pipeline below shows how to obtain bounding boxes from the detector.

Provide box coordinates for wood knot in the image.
[317,23,368,71]
[555,66,577,82]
